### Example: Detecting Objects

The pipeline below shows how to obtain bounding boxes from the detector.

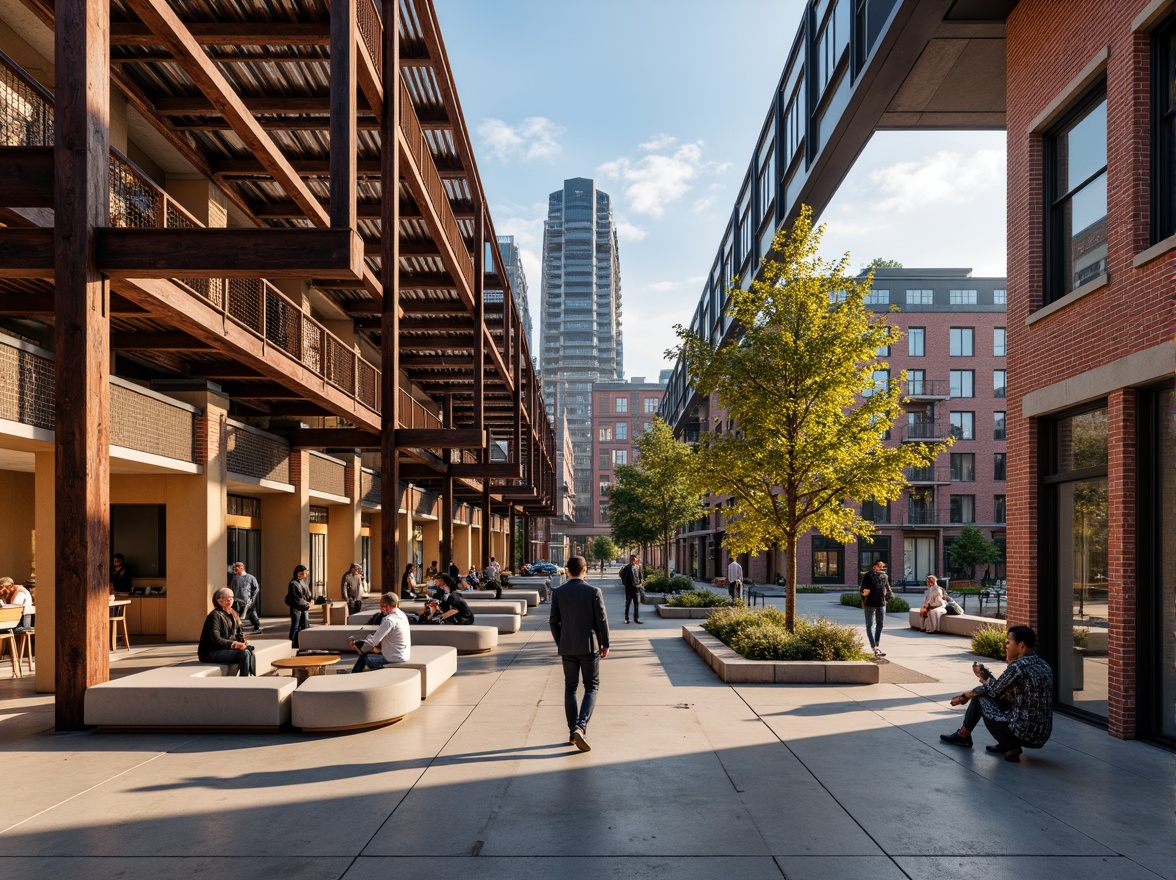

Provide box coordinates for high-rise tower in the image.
[540,178,623,528]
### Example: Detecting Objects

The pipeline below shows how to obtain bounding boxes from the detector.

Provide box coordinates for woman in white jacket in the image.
[920,575,947,633]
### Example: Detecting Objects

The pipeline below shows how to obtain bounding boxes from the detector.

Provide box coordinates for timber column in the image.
[380,0,401,594]
[53,0,110,729]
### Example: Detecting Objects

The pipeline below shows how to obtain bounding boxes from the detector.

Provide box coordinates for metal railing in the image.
[904,465,950,484]
[901,378,950,398]
[902,421,948,442]
[0,49,382,417]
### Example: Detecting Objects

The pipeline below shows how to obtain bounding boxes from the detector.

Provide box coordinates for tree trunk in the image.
[785,536,798,632]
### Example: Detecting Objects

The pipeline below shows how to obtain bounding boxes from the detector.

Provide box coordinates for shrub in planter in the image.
[703,606,870,662]
[644,575,671,593]
[838,592,908,613]
[796,584,826,594]
[794,616,870,661]
[971,624,1007,660]
[670,575,694,592]
[729,621,812,660]
[665,589,730,608]
[644,567,665,580]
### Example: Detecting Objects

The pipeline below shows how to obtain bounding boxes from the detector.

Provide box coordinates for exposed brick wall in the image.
[109,384,195,463]
[1006,0,1169,739]
[308,452,346,497]
[0,341,53,430]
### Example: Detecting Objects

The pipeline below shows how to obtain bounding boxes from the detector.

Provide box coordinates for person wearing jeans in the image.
[859,560,891,656]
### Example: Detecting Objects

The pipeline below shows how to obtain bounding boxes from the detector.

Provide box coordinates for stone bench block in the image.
[388,644,457,699]
[908,610,1000,637]
[292,668,421,732]
[299,624,499,655]
[85,665,297,730]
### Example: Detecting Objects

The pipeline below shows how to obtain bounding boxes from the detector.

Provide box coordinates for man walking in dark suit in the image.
[549,555,610,752]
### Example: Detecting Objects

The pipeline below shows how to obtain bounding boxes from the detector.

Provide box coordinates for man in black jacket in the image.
[619,553,644,625]
[859,560,892,657]
[549,556,610,751]
[433,576,474,625]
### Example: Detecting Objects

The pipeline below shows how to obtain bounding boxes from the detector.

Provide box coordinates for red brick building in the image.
[1005,0,1174,742]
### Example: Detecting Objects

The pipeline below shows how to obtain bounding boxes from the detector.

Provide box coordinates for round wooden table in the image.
[271,654,340,684]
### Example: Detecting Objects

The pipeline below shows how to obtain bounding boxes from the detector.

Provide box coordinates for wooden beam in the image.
[399,318,472,333]
[95,228,363,278]
[381,0,401,596]
[0,147,54,207]
[451,462,522,479]
[54,0,111,729]
[150,94,446,125]
[395,428,486,449]
[0,228,55,277]
[111,21,331,45]
[214,158,382,177]
[398,355,474,368]
[0,292,56,314]
[124,0,331,226]
[283,428,379,449]
[329,0,356,231]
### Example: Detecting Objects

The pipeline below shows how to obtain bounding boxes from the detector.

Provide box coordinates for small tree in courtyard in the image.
[947,526,1002,582]
[671,205,949,631]
[608,418,701,572]
[591,535,618,570]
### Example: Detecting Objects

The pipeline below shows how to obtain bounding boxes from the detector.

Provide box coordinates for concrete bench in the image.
[908,609,1001,637]
[319,601,350,625]
[300,623,500,655]
[505,576,552,600]
[291,668,421,732]
[397,604,520,633]
[400,599,528,617]
[461,588,540,608]
[387,644,457,699]
[84,664,297,730]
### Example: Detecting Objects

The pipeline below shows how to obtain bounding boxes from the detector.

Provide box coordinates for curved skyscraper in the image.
[540,178,623,527]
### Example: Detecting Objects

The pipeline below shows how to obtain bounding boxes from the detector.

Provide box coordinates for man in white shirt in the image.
[349,593,411,672]
[726,558,744,601]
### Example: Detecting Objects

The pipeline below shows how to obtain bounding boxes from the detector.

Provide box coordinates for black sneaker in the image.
[623,619,630,625]
[985,744,1010,754]
[940,731,973,748]
[635,619,644,625]
[572,727,590,752]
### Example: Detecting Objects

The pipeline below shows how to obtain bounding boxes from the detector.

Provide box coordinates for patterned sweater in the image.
[975,652,1054,748]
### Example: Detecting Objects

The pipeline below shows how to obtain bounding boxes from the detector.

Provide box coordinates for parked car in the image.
[528,561,558,575]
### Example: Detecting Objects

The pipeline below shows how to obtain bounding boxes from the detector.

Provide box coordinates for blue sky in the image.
[436,0,1007,381]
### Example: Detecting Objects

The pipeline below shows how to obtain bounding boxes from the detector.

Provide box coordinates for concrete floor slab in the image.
[0,586,1170,879]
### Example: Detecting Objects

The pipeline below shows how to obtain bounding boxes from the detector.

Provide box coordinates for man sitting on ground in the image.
[940,624,1053,762]
[348,592,411,672]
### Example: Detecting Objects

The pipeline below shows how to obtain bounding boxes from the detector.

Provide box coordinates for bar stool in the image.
[0,606,22,678]
[110,602,130,651]
[15,612,34,674]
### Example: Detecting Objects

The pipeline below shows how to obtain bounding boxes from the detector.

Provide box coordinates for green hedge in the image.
[838,592,909,613]
[971,625,1007,660]
[665,589,731,608]
[670,575,694,592]
[644,575,671,592]
[702,607,871,661]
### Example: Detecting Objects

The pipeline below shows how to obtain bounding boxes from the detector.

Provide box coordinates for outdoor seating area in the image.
[302,622,500,655]
[291,668,422,733]
[907,609,999,637]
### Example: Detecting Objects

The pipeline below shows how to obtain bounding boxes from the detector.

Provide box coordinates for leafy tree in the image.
[608,418,701,571]
[947,525,1003,581]
[590,535,618,569]
[670,206,948,631]
[868,257,903,268]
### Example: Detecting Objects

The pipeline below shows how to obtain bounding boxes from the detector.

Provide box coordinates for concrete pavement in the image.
[0,581,1171,880]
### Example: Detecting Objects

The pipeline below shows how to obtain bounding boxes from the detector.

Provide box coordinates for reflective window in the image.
[950,411,974,440]
[994,369,1007,399]
[906,289,933,305]
[950,370,974,398]
[993,288,1007,304]
[1155,19,1176,241]
[994,452,1007,481]
[1049,89,1108,299]
[950,327,974,357]
[949,494,975,523]
[949,289,978,305]
[908,327,925,357]
[950,453,975,482]
[994,327,1007,357]
[994,494,1006,523]
[994,411,1006,440]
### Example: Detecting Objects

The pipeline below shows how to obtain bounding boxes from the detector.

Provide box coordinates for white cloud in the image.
[478,117,564,163]
[691,195,716,213]
[647,280,679,292]
[598,138,727,218]
[615,221,647,242]
[869,149,1006,213]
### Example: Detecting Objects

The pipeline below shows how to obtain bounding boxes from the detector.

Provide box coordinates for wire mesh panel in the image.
[264,285,301,359]
[227,278,263,335]
[324,334,354,394]
[357,361,378,411]
[300,312,323,375]
[109,156,160,229]
[0,52,53,146]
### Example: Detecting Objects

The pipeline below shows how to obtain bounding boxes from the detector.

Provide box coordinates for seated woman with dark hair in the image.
[197,587,255,676]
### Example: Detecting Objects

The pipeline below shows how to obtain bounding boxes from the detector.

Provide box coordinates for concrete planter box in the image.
[657,605,719,619]
[682,625,879,684]
[640,593,668,605]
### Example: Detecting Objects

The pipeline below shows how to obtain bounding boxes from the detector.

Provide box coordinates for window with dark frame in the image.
[994,452,1007,482]
[949,494,975,524]
[994,410,1006,440]
[811,535,844,582]
[1046,85,1108,300]
[1154,18,1176,243]
[908,327,925,357]
[994,369,1007,398]
[950,327,974,357]
[950,453,975,482]
[994,495,1006,524]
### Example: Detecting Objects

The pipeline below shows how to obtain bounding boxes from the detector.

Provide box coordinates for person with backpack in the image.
[619,554,644,625]
[859,559,893,657]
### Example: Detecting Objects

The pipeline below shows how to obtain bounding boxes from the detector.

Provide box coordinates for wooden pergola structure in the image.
[0,0,554,728]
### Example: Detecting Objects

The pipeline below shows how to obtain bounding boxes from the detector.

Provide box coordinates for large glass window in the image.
[950,453,975,482]
[949,289,978,305]
[812,535,844,583]
[994,495,1006,524]
[1154,19,1176,242]
[861,499,890,524]
[599,427,612,442]
[615,422,628,441]
[994,452,1007,481]
[906,289,933,305]
[1048,88,1108,299]
[950,370,974,398]
[643,397,659,413]
[950,327,974,357]
[994,327,1006,357]
[907,369,925,395]
[994,369,1007,399]
[994,411,1006,440]
[949,494,975,523]
[908,327,925,357]
[615,397,628,413]
[1048,407,1109,721]
[950,411,975,441]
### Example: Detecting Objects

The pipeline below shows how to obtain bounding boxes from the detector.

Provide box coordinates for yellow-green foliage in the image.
[670,206,950,630]
[665,589,731,608]
[971,625,1007,660]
